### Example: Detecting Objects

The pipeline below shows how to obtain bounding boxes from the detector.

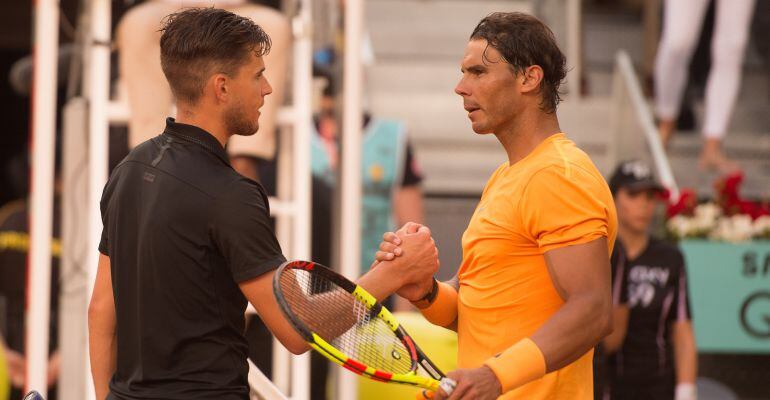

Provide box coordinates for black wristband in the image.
[419,278,439,304]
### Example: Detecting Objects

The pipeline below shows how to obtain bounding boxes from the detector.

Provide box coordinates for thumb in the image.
[399,222,422,234]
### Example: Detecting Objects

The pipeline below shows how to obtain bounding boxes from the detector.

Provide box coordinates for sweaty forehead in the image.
[461,39,504,66]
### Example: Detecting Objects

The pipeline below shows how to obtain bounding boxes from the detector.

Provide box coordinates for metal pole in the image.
[288,1,314,398]
[615,51,680,200]
[566,0,582,98]
[86,0,112,398]
[338,0,363,398]
[25,0,60,396]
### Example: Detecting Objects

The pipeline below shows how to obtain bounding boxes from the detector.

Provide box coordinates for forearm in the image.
[394,186,424,226]
[357,261,406,302]
[483,294,609,394]
[531,293,611,372]
[88,325,116,400]
[673,322,697,384]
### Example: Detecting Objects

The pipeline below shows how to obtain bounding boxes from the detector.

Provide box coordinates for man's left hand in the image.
[47,351,61,386]
[434,366,502,400]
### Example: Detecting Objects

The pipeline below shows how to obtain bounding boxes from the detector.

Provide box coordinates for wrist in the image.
[675,382,697,400]
[410,277,439,307]
[484,338,546,394]
[416,282,458,326]
[481,364,503,395]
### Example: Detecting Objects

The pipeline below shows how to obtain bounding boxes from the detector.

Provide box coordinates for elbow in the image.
[600,307,613,338]
[87,298,102,326]
[280,336,310,355]
[87,297,112,331]
[286,341,310,356]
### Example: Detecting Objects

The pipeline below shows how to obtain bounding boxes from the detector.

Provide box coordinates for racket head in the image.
[272,260,444,389]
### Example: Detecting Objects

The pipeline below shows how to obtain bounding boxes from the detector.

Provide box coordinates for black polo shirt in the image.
[99,118,285,400]
[607,239,692,399]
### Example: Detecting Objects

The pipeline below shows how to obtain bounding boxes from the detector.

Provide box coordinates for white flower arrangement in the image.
[665,173,770,242]
[667,203,770,242]
[753,215,770,239]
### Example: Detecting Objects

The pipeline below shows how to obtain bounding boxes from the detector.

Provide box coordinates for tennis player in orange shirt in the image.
[375,12,618,400]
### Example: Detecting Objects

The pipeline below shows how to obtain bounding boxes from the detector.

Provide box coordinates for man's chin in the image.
[233,123,260,136]
[470,123,493,135]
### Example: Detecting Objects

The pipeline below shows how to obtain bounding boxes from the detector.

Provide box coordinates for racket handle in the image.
[417,378,456,399]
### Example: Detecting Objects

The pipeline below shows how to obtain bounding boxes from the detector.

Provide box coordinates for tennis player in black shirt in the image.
[88,8,438,400]
[601,161,697,400]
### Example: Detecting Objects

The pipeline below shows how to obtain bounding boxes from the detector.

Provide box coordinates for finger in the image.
[382,231,402,245]
[445,372,469,400]
[417,225,432,236]
[446,382,469,400]
[437,377,457,399]
[379,241,402,256]
[398,222,421,235]
[374,251,395,261]
[406,222,422,234]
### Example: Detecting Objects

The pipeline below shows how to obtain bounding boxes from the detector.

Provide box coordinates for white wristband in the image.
[675,382,697,400]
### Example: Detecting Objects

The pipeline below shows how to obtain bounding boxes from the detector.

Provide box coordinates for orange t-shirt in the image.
[457,133,617,399]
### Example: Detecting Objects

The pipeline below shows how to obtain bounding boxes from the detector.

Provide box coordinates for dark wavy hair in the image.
[470,12,567,113]
[159,8,272,104]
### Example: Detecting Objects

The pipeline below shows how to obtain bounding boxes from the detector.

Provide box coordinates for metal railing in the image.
[609,50,680,201]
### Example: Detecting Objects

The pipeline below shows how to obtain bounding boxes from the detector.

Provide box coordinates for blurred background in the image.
[0,0,768,399]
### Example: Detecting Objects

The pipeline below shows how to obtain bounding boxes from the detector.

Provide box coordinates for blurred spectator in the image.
[0,180,62,400]
[115,0,290,181]
[601,161,697,400]
[654,0,756,172]
[310,85,425,306]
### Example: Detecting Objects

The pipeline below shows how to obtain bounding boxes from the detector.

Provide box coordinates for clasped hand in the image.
[371,222,439,302]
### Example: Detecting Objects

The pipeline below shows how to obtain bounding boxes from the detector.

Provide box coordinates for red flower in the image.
[713,172,769,219]
[667,189,697,218]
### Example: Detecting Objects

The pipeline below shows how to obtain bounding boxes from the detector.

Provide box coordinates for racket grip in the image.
[417,378,456,399]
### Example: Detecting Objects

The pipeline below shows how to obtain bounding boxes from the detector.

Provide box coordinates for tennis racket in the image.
[272,260,456,398]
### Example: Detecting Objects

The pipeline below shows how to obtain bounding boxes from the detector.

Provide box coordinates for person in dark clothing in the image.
[601,161,698,400]
[87,8,438,400]
[0,198,61,400]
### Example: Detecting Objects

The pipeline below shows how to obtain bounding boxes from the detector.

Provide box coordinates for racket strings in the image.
[279,268,413,374]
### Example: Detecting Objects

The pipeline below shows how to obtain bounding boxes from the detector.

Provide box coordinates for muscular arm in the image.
[532,237,613,372]
[239,272,310,355]
[88,253,117,400]
[671,320,697,384]
[240,233,437,356]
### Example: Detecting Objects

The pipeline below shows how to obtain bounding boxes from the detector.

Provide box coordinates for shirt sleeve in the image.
[519,166,612,254]
[671,249,692,322]
[211,180,286,282]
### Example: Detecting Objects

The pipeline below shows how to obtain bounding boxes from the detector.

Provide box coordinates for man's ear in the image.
[211,73,229,103]
[519,65,544,95]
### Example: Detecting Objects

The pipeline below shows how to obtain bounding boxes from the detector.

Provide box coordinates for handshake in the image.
[369,222,441,303]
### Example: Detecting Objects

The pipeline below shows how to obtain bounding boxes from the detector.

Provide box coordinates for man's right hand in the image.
[374,222,439,302]
[5,348,26,388]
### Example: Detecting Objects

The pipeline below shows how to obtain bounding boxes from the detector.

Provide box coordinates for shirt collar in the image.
[163,117,230,164]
